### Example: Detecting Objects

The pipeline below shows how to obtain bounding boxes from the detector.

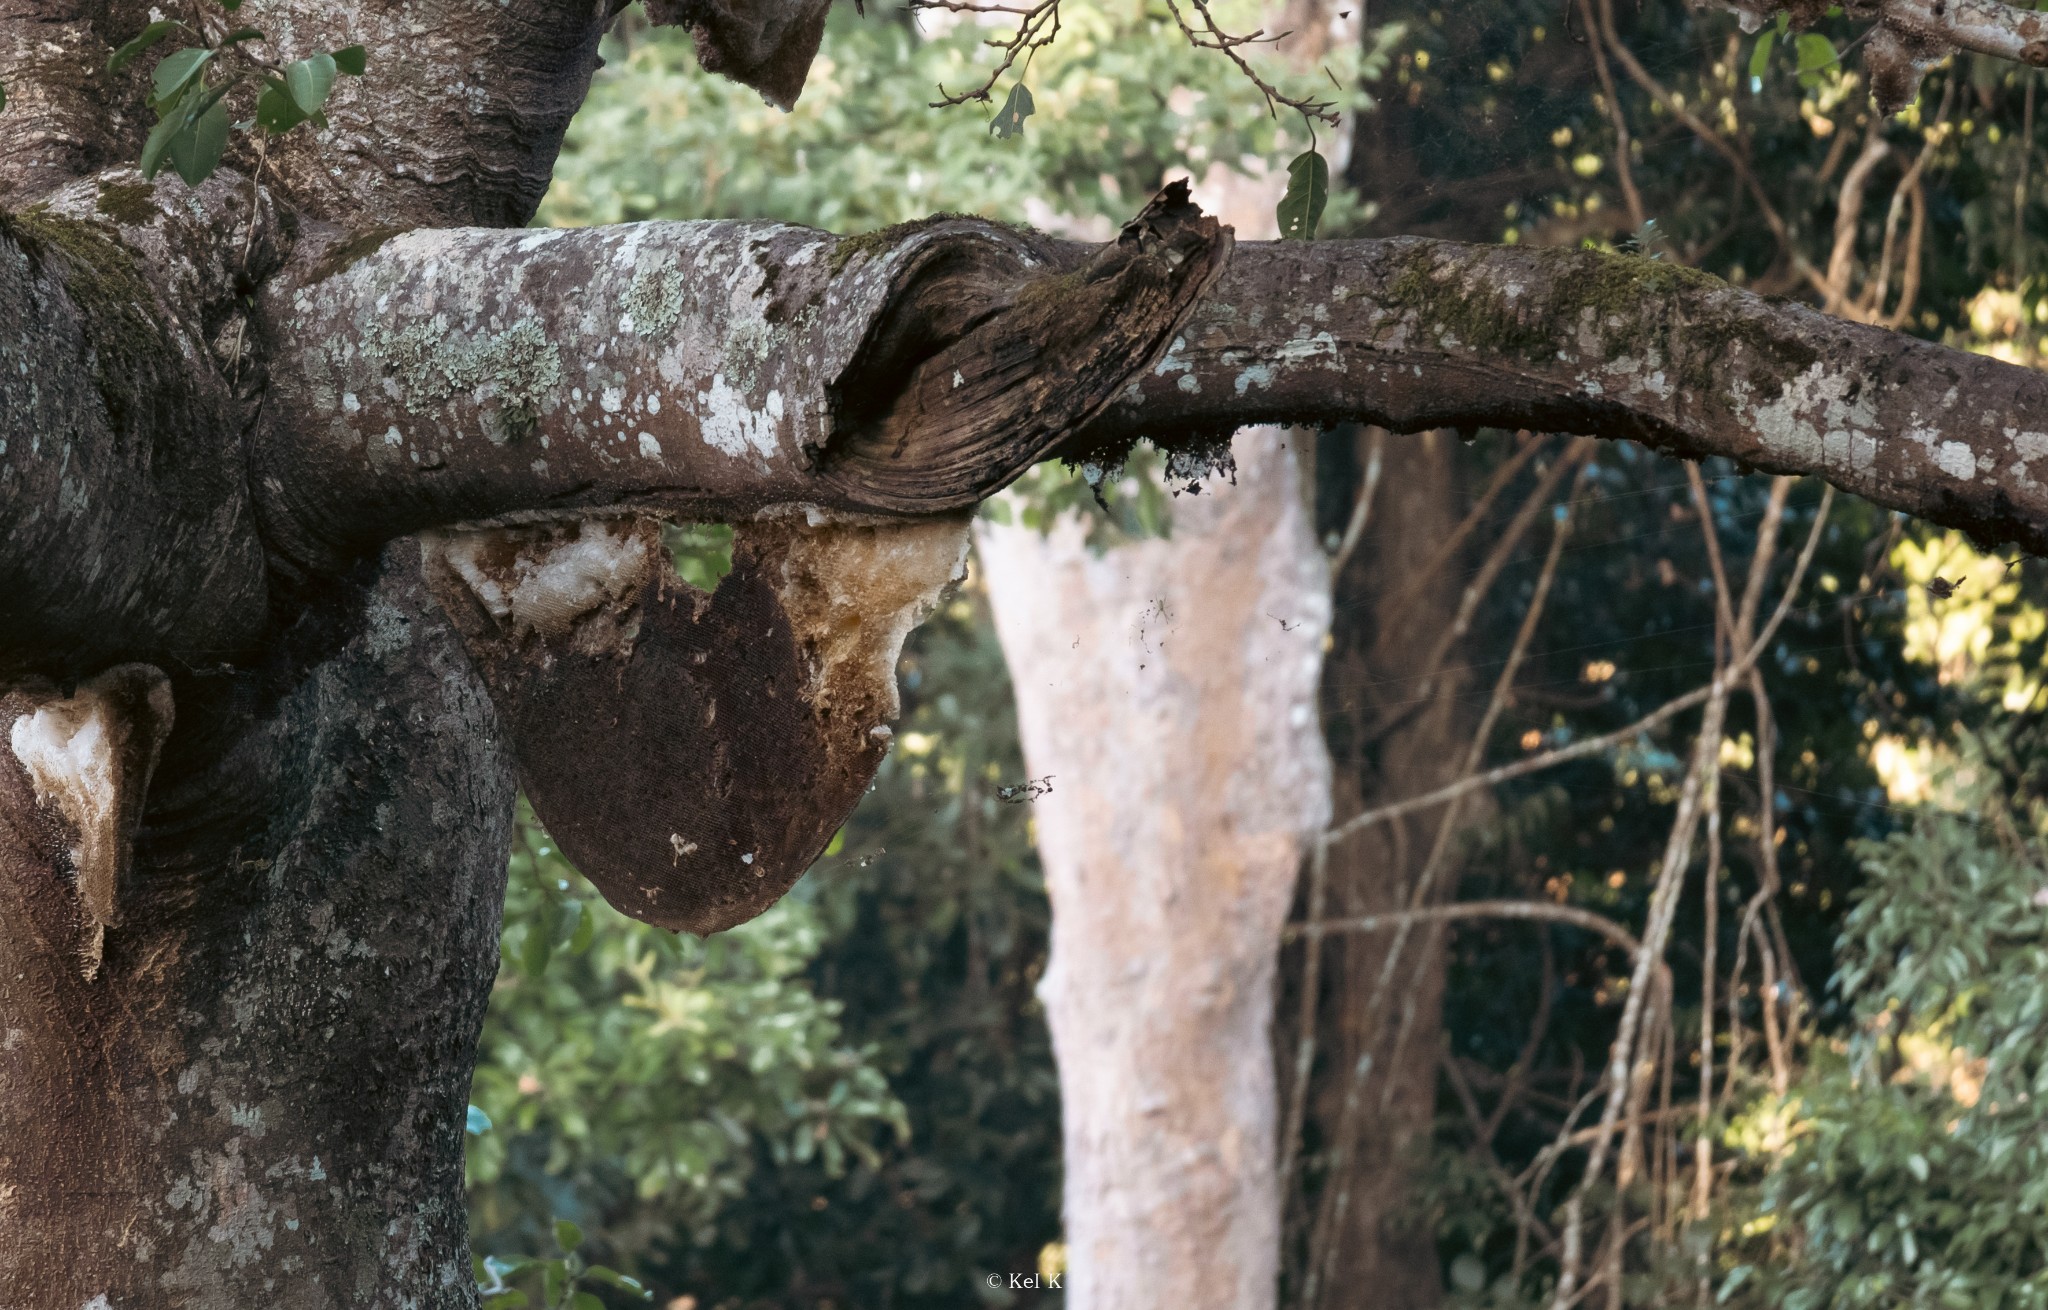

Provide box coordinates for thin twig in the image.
[1285,898,1643,954]
[1551,483,1807,1310]
[1328,427,1387,580]
[1326,485,1833,848]
[1579,0,1645,230]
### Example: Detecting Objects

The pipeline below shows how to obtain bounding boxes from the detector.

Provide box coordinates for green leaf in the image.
[481,1294,529,1310]
[107,21,178,76]
[285,52,338,115]
[466,1104,494,1136]
[168,86,231,185]
[1277,149,1330,241]
[1909,1151,1931,1181]
[140,78,229,180]
[540,1260,569,1306]
[0,80,7,115]
[1795,33,1836,87]
[221,27,264,45]
[568,899,596,956]
[219,0,244,10]
[555,899,583,950]
[521,912,555,976]
[584,1267,652,1300]
[570,1294,605,1310]
[1747,28,1775,83]
[988,81,1034,139]
[333,45,368,76]
[151,47,214,109]
[256,79,308,134]
[553,1218,585,1253]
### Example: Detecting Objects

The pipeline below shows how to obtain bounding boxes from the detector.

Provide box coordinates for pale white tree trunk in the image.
[978,430,1331,1309]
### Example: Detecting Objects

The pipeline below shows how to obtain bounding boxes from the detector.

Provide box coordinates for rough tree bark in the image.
[5,0,2048,1303]
[1293,432,1474,1309]
[978,433,1333,1309]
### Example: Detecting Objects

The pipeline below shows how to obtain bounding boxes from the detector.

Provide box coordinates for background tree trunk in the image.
[1286,433,1474,1308]
[978,431,1332,1309]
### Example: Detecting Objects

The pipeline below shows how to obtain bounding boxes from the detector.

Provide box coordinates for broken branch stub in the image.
[2,665,175,976]
[425,516,969,934]
[820,179,1233,512]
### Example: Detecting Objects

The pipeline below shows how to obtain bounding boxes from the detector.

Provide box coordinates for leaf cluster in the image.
[104,1,364,185]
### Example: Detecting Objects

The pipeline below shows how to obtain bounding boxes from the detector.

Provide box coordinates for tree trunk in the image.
[978,431,1332,1309]
[0,543,515,1305]
[1288,434,1474,1308]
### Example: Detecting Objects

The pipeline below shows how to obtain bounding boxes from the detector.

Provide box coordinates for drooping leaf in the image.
[285,51,338,115]
[333,44,368,76]
[1276,148,1330,241]
[140,82,203,179]
[1747,28,1775,84]
[988,81,1034,139]
[168,87,231,184]
[107,21,178,76]
[150,47,214,109]
[567,898,596,955]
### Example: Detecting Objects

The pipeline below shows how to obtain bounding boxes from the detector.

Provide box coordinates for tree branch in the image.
[1083,239,2048,552]
[256,186,1231,575]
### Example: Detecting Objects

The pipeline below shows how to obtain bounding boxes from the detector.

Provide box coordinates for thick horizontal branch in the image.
[1080,239,2048,553]
[256,187,1227,573]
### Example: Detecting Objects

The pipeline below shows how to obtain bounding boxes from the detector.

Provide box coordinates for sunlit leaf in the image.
[584,1266,652,1300]
[286,51,338,115]
[1747,28,1775,84]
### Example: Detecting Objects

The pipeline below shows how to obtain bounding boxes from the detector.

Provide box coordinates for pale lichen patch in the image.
[1937,441,1979,481]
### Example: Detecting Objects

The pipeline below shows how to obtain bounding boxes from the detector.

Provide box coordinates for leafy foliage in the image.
[105,0,364,186]
[467,805,908,1266]
[541,0,1391,235]
[1722,738,2048,1309]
